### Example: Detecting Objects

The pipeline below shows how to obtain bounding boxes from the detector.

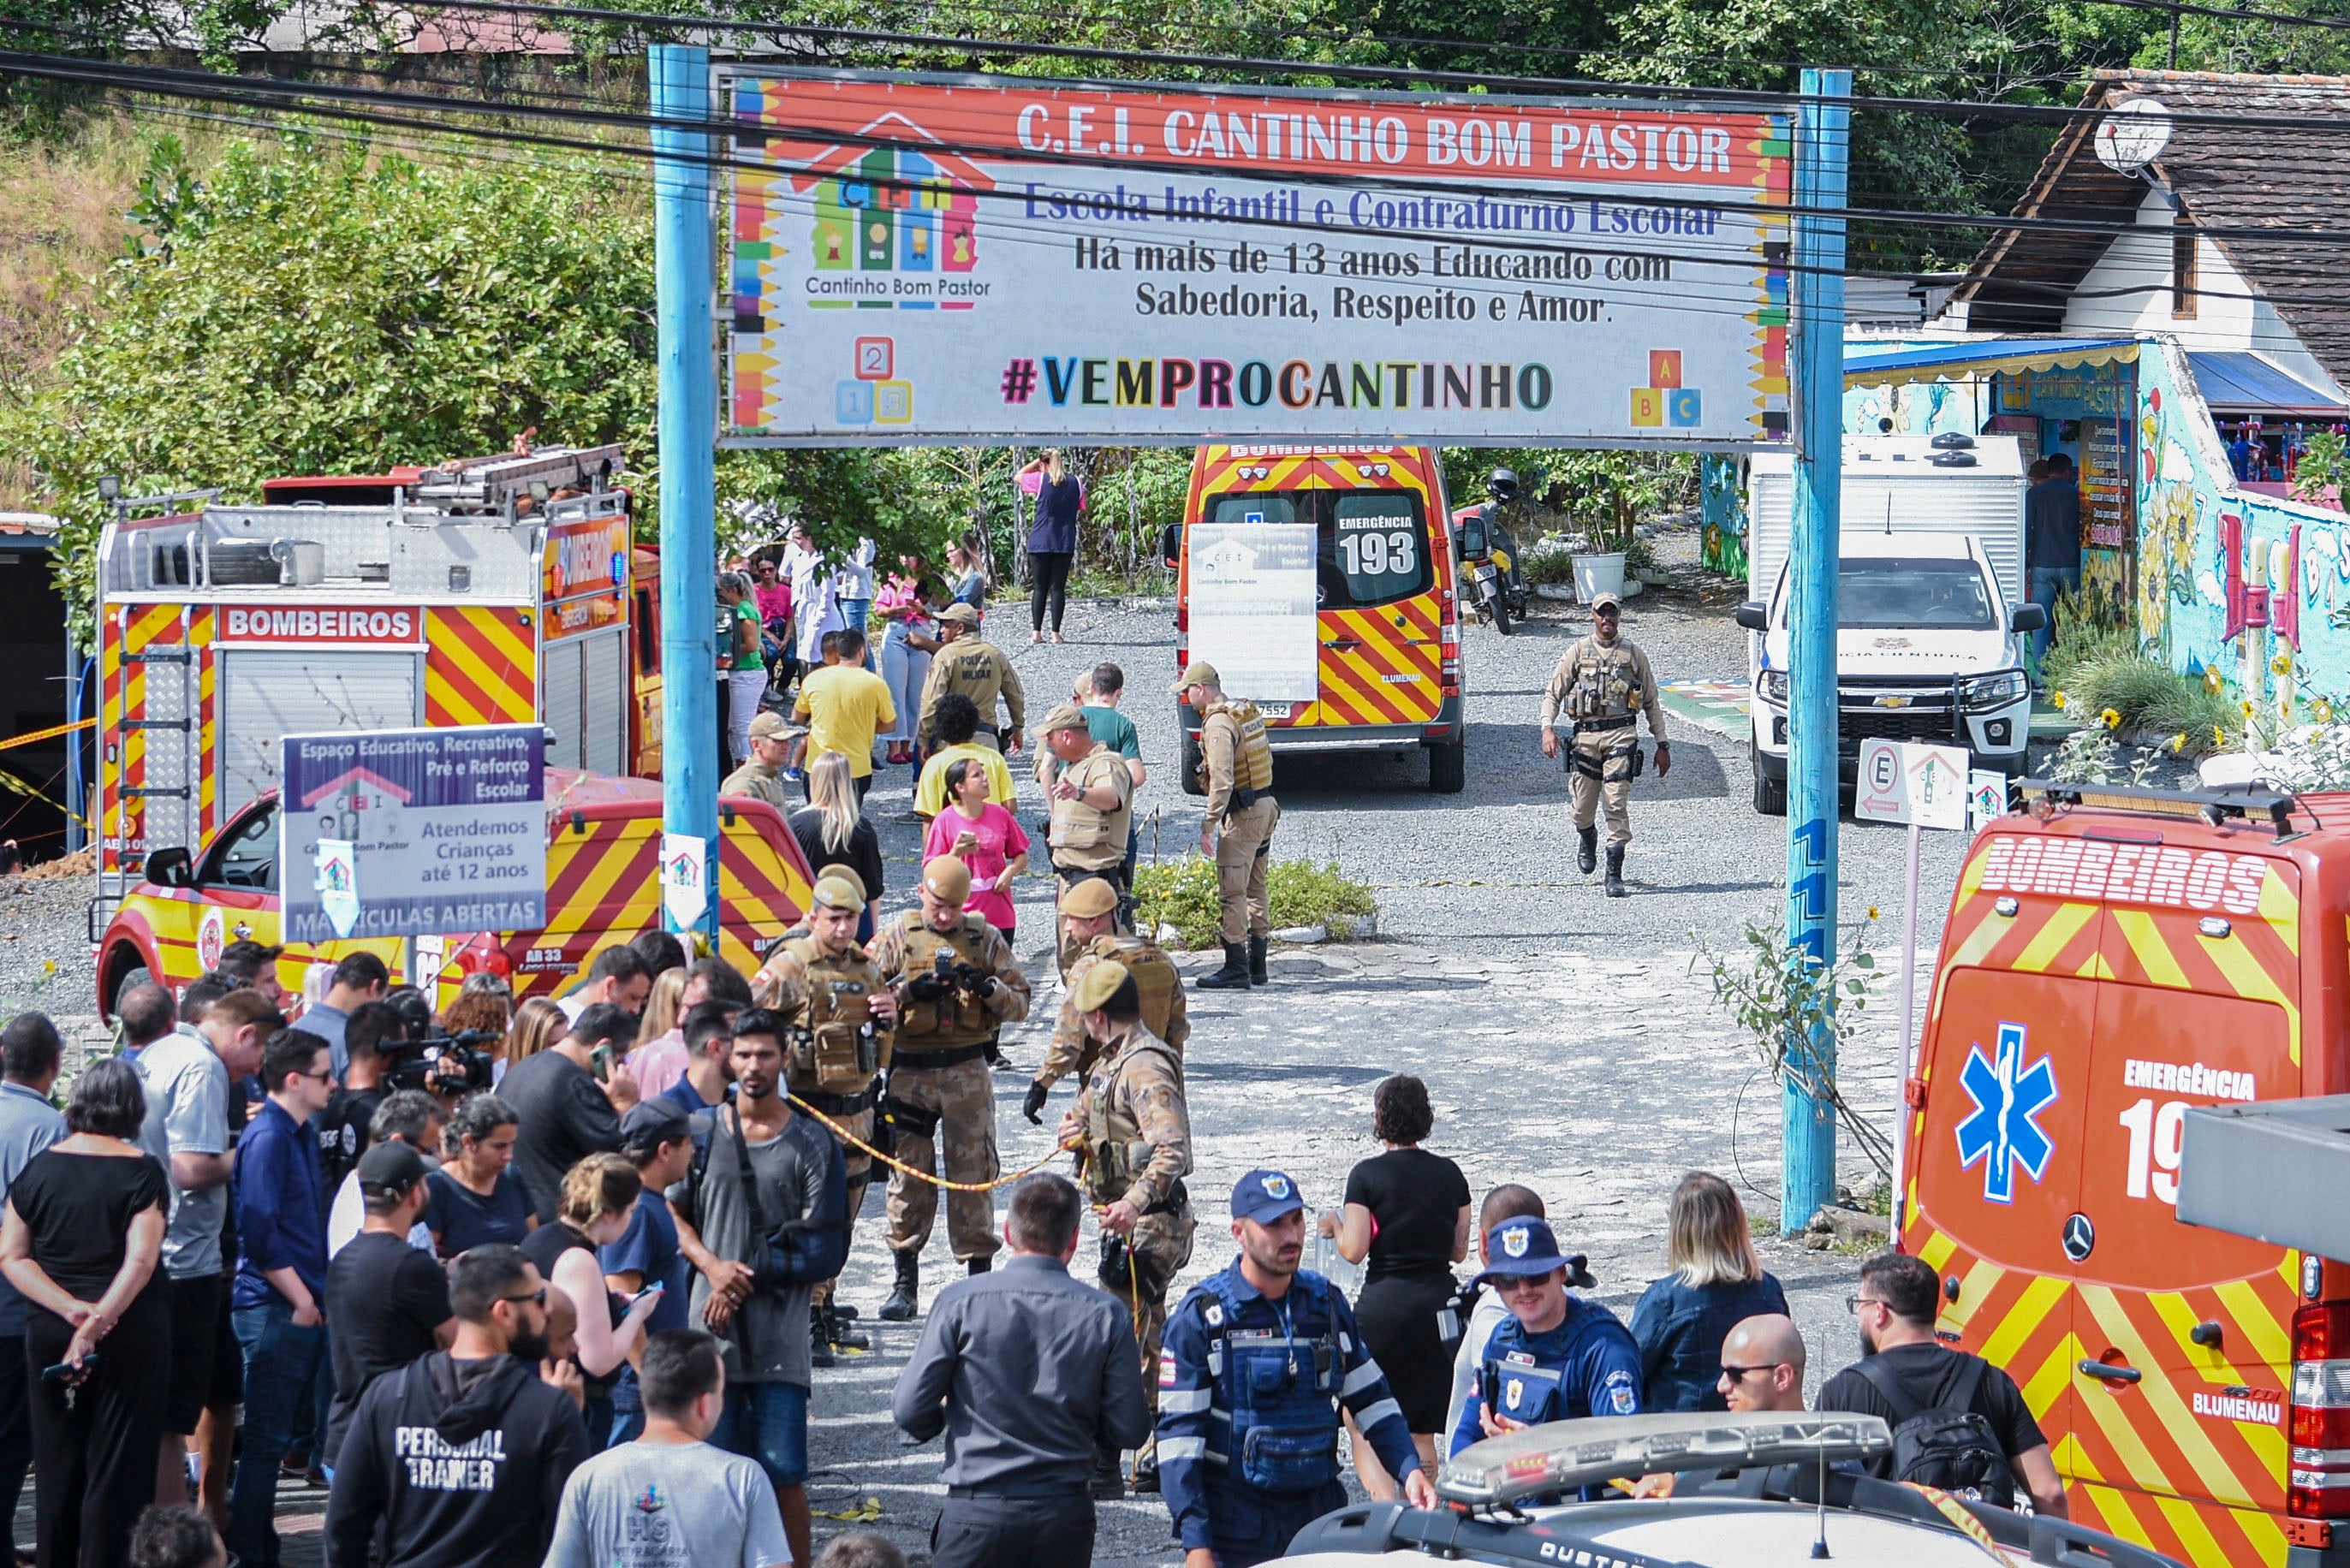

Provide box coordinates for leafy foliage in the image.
[1133,856,1376,948]
[1698,915,1891,1177]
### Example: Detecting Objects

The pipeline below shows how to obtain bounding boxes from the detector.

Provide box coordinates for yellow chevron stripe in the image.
[1980,1273,2070,1369]
[2075,1482,2162,1553]
[2072,1359,2182,1500]
[2198,935,2299,1066]
[2076,948,2118,979]
[2148,1290,2253,1386]
[1944,1260,2008,1333]
[2013,902,2097,973]
[2213,1278,2290,1371]
[1916,1227,1956,1274]
[554,828,656,928]
[471,607,535,675]
[2077,1286,2257,1506]
[2150,1489,2239,1568]
[2021,1331,2082,1420]
[427,670,494,728]
[2255,870,2297,957]
[2113,910,2192,989]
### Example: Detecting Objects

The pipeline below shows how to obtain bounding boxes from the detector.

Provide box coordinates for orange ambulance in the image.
[1906,779,2350,1567]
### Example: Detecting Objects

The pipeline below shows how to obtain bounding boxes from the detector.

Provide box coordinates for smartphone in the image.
[40,1353,92,1383]
[631,1283,666,1307]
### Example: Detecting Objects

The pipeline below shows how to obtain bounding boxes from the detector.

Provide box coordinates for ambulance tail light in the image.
[2290,1302,2350,1517]
[1440,585,1461,698]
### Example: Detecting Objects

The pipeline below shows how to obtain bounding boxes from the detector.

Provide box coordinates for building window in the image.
[2173,223,2198,319]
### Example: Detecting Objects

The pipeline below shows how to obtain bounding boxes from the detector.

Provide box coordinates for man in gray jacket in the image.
[892,1173,1148,1568]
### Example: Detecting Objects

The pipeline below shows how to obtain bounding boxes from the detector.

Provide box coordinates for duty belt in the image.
[1576,712,1638,732]
[1223,786,1265,820]
[792,1084,874,1115]
[1144,1178,1190,1217]
[892,1041,994,1069]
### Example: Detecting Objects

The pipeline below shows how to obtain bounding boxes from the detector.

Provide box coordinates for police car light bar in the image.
[1437,1411,1892,1507]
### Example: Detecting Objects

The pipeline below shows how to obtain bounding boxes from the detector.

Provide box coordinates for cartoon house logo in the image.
[1195,538,1258,582]
[790,113,992,309]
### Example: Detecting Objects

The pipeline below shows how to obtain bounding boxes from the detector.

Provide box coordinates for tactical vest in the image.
[1200,1269,1345,1491]
[1081,1030,1183,1204]
[1563,638,1643,722]
[892,910,999,1048]
[775,936,888,1092]
[1049,748,1132,866]
[1198,701,1274,793]
[1086,935,1183,1050]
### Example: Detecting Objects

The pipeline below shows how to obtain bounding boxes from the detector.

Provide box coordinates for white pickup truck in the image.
[1738,434,2044,816]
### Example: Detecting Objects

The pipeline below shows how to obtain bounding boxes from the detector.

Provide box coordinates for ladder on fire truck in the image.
[96,488,218,908]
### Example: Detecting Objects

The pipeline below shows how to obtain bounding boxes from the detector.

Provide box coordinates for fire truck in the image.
[83,446,775,1007]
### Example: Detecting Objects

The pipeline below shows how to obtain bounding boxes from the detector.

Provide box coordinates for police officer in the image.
[750,871,895,1360]
[1160,1170,1435,1567]
[1056,959,1193,1498]
[1175,662,1278,991]
[720,710,802,813]
[1040,701,1135,972]
[1539,591,1670,898]
[1449,1215,1645,1459]
[869,855,1032,1320]
[1023,877,1187,1125]
[917,603,1026,755]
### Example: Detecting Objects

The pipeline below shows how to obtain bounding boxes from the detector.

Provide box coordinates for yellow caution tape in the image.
[786,1092,1069,1194]
[0,717,94,754]
[813,1497,883,1523]
[1901,1482,2023,1566]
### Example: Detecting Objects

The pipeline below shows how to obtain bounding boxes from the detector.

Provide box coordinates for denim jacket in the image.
[1627,1270,1788,1412]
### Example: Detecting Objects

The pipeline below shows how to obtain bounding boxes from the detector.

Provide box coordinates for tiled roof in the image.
[1954,72,2350,387]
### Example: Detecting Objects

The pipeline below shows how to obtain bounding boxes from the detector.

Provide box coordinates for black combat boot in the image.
[879,1249,919,1321]
[1605,845,1628,898]
[1577,825,1598,875]
[825,1299,869,1352]
[1198,941,1252,989]
[1247,934,1269,986]
[810,1310,835,1369]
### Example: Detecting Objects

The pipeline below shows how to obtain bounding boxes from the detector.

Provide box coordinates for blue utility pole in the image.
[1782,67,1850,1233]
[651,45,720,947]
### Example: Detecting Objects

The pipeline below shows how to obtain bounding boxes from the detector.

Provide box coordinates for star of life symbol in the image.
[1954,1022,2059,1204]
[1501,1226,1530,1259]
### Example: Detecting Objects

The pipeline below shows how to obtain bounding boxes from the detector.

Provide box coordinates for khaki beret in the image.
[810,874,864,912]
[1172,660,1220,693]
[1039,701,1091,735]
[922,854,973,903]
[1059,877,1118,918]
[1071,958,1131,1013]
[818,864,869,904]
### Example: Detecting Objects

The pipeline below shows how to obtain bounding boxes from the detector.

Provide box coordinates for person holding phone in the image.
[923,758,1029,940]
[523,1155,666,1448]
[1,1053,170,1568]
[501,1004,634,1228]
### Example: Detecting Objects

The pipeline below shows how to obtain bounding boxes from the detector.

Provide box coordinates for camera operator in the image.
[316,1001,406,1195]
[868,856,1030,1322]
[666,1011,847,1568]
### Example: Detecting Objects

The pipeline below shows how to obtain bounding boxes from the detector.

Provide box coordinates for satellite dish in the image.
[2094,98,2173,175]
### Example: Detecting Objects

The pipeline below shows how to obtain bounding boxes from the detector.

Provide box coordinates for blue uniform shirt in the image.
[1158,1262,1420,1555]
[1451,1295,1645,1458]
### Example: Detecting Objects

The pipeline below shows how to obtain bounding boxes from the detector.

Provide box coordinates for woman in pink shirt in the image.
[922,757,1029,936]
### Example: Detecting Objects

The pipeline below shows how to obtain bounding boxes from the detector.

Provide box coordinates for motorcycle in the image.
[1453,503,1529,634]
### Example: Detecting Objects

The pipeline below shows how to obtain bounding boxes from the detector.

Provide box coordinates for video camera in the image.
[902,947,995,1006]
[383,1029,501,1096]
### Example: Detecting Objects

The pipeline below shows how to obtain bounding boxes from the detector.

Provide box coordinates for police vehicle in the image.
[1278,1411,2187,1568]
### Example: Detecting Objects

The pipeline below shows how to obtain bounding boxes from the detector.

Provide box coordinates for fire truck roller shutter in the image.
[544,637,584,769]
[581,630,626,777]
[218,650,422,821]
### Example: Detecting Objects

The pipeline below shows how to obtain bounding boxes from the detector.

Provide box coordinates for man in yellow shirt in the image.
[794,627,895,802]
[913,692,1016,824]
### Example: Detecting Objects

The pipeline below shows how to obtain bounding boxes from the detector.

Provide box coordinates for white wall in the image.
[2062,188,2346,400]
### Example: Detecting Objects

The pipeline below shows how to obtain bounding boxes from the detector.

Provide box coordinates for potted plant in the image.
[1558,453,1674,604]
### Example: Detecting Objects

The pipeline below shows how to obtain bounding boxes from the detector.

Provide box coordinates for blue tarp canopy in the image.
[2186,352,2347,417]
[1843,336,2139,389]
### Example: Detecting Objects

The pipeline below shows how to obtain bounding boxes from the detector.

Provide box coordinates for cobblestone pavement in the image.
[3,541,1992,1565]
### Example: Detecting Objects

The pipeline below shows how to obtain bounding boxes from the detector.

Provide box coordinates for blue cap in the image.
[1230,1168,1306,1224]
[1472,1216,1568,1285]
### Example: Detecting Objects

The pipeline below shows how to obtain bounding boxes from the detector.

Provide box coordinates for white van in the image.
[1737,434,2043,816]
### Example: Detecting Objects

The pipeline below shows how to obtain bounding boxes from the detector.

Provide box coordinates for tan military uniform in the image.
[1076,1021,1194,1417]
[1049,743,1133,876]
[1039,935,1188,1090]
[720,758,795,814]
[1199,700,1279,943]
[751,935,894,1288]
[869,910,1031,1262]
[1541,633,1668,846]
[916,637,1026,752]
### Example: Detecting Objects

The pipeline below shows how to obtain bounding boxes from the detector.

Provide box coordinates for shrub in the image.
[1133,858,1377,949]
[2052,648,2233,758]
[1520,535,1578,586]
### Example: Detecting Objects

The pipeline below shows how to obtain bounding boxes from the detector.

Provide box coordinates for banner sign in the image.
[279,725,547,943]
[1187,523,1319,702]
[722,71,1792,447]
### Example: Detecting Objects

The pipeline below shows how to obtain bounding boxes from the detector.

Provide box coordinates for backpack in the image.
[1853,1354,2016,1508]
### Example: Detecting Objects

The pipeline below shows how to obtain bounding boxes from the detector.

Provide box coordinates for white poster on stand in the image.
[1186,522,1319,704]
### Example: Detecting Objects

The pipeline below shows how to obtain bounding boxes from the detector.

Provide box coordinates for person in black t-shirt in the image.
[498,1005,630,1226]
[1815,1251,2066,1517]
[323,1143,454,1473]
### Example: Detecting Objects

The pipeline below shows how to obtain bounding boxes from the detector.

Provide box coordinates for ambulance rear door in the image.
[2063,844,2299,1565]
